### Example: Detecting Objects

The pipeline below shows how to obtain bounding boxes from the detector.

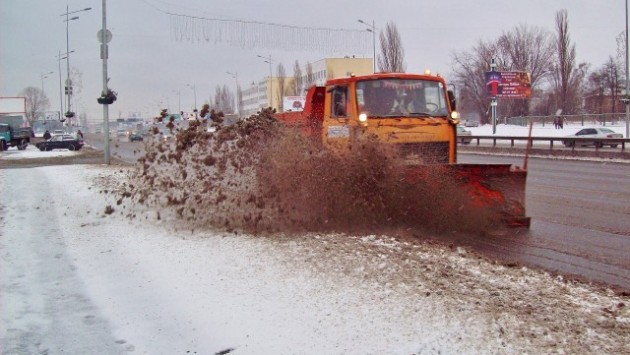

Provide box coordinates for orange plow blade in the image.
[405,164,530,228]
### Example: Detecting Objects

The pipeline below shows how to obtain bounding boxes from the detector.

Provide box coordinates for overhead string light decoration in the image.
[168,13,371,55]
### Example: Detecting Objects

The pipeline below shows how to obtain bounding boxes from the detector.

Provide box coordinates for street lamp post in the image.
[626,0,629,137]
[40,71,54,94]
[56,50,74,121]
[257,55,273,108]
[60,5,91,124]
[358,19,377,73]
[173,90,181,113]
[226,71,239,116]
[187,84,197,110]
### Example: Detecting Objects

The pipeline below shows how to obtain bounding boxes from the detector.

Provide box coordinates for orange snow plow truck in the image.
[274,72,530,227]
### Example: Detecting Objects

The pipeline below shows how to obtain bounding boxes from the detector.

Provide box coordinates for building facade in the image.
[240,57,372,117]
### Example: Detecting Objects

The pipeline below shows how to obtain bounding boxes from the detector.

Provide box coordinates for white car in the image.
[562,127,623,148]
[456,125,472,144]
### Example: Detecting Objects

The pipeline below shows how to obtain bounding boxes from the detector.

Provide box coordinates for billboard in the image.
[282,96,306,112]
[485,71,531,98]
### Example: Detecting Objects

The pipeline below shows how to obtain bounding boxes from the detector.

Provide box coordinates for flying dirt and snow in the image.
[1,108,629,354]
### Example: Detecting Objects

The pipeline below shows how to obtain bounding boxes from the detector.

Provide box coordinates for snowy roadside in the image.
[1,164,628,354]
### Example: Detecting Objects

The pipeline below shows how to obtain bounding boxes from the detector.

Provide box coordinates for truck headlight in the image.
[358,113,368,122]
[450,111,460,119]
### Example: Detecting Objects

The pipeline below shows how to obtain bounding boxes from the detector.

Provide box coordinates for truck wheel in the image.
[0,140,6,151]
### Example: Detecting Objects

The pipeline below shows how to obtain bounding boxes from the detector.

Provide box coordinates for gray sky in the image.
[0,0,625,122]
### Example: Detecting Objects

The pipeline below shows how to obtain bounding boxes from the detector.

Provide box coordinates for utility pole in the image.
[100,0,111,164]
[358,19,377,73]
[61,5,91,125]
[626,0,629,137]
[257,55,273,109]
[490,57,498,135]
[226,71,239,116]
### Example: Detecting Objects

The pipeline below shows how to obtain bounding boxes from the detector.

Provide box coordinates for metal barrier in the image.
[507,113,628,127]
[459,135,630,153]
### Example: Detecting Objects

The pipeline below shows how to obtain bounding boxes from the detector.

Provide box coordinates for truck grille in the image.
[398,142,449,164]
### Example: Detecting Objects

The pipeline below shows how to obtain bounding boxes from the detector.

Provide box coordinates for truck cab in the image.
[319,73,459,164]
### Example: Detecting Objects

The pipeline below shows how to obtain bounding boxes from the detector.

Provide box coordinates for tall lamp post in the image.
[226,71,239,116]
[60,5,91,124]
[56,50,74,120]
[358,19,377,73]
[187,84,197,110]
[625,0,629,137]
[173,90,181,113]
[40,71,54,94]
[257,55,273,108]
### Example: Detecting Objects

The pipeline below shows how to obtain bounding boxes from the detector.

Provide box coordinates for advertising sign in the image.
[485,71,531,98]
[282,96,306,112]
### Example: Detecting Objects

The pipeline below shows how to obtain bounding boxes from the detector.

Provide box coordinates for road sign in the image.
[97,29,112,43]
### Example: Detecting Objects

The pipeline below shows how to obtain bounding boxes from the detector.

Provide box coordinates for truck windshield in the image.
[356,79,448,118]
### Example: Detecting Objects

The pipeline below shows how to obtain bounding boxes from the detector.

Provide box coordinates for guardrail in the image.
[459,135,630,153]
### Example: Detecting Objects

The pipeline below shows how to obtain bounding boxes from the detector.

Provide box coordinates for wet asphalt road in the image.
[39,134,630,291]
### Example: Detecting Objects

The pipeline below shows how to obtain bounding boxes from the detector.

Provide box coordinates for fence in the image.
[506,113,628,127]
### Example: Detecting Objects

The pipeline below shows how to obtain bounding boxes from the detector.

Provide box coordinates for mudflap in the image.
[405,164,530,228]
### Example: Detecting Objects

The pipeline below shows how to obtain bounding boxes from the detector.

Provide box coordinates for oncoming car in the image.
[562,127,623,148]
[129,132,144,142]
[35,134,84,151]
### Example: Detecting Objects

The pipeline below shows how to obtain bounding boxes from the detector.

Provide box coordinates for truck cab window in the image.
[332,87,348,117]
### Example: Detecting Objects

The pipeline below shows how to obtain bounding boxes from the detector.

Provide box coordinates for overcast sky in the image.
[0,0,625,122]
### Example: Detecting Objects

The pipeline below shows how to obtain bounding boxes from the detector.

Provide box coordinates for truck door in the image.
[323,85,351,148]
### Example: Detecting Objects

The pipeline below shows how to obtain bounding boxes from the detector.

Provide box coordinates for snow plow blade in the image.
[405,164,530,228]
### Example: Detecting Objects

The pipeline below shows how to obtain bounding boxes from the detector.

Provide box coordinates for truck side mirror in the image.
[447,90,456,111]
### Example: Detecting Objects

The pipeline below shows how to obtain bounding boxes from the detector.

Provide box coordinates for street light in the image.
[56,50,74,120]
[40,71,54,94]
[187,83,197,110]
[358,19,377,73]
[226,71,239,116]
[60,5,91,123]
[173,90,181,113]
[626,0,629,137]
[257,54,273,108]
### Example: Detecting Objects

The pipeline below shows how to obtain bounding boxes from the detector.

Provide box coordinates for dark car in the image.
[36,134,84,151]
[129,132,144,142]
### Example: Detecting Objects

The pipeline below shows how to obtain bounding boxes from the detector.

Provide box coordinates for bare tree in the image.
[585,68,607,114]
[212,85,234,114]
[551,9,585,115]
[451,39,499,123]
[305,61,315,88]
[236,84,243,116]
[292,60,303,96]
[496,24,555,116]
[20,86,50,123]
[377,22,406,73]
[603,56,623,113]
[276,63,287,112]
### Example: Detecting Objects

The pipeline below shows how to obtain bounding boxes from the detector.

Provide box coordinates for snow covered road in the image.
[1,165,629,354]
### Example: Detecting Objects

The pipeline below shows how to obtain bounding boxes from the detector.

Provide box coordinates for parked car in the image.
[464,120,480,127]
[456,125,472,144]
[129,132,144,142]
[35,134,84,151]
[562,127,623,148]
